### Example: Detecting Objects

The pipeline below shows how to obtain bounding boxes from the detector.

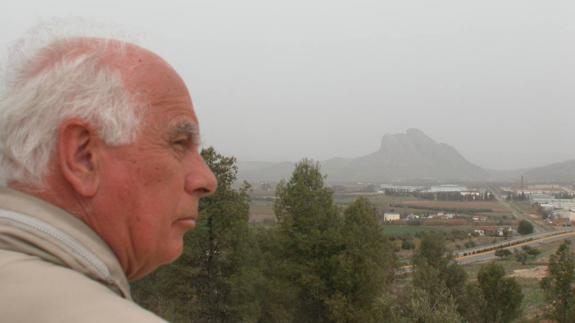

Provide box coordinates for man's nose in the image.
[185,155,218,197]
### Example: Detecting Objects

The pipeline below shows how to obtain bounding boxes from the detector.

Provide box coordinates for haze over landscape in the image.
[1,1,574,171]
[2,3,575,322]
[238,129,575,183]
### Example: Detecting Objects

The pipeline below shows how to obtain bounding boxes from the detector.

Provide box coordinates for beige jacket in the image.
[0,188,166,322]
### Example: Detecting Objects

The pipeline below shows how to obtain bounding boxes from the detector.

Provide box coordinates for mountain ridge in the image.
[237,129,575,183]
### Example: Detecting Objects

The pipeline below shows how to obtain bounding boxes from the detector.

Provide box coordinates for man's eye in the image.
[173,139,191,149]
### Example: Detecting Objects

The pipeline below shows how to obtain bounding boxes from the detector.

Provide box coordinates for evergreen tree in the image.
[412,233,467,315]
[274,159,337,233]
[326,197,397,323]
[517,220,534,235]
[494,248,512,259]
[513,245,541,265]
[184,147,261,323]
[272,159,341,323]
[463,262,523,323]
[541,241,575,323]
[271,160,396,323]
[253,225,299,323]
[396,286,463,323]
[459,284,483,323]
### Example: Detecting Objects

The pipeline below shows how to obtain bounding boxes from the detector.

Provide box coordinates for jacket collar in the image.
[0,188,131,299]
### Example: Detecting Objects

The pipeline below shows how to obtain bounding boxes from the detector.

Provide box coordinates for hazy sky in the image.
[1,1,574,170]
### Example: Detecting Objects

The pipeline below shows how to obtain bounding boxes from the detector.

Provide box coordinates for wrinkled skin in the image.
[13,39,217,281]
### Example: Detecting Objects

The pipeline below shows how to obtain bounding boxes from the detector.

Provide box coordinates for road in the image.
[456,229,575,265]
[484,183,549,233]
[397,229,575,275]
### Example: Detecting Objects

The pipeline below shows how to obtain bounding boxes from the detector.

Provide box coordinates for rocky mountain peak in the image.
[379,128,437,152]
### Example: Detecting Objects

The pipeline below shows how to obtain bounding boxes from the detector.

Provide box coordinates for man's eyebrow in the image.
[169,121,200,145]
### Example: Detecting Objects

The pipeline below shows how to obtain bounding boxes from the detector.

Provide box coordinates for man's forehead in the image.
[34,37,199,142]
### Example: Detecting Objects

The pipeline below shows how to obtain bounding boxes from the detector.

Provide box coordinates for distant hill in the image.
[321,129,488,182]
[238,161,296,182]
[520,160,575,183]
[239,129,488,183]
[481,160,575,184]
[237,129,575,184]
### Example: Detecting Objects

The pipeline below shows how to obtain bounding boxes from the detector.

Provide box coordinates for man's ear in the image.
[57,119,100,197]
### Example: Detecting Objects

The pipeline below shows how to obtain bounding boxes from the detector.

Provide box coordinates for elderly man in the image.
[0,27,217,322]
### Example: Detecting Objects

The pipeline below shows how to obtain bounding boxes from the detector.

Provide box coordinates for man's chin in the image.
[164,241,185,264]
[130,246,184,281]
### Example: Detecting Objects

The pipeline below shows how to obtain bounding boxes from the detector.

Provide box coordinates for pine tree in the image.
[412,233,467,315]
[396,286,463,323]
[395,235,464,322]
[272,159,342,323]
[463,262,523,323]
[541,241,575,323]
[326,197,397,323]
[271,160,396,323]
[182,147,261,323]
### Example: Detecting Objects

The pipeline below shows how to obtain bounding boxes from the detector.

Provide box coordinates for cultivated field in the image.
[249,196,515,223]
[381,224,473,237]
[396,200,508,213]
[249,199,275,223]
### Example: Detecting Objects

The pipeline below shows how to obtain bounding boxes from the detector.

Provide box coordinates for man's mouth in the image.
[175,217,196,229]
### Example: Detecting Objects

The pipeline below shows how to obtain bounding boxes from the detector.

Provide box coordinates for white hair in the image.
[0,19,146,188]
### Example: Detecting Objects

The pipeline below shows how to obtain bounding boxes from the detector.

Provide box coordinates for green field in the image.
[381,224,472,237]
[250,193,413,222]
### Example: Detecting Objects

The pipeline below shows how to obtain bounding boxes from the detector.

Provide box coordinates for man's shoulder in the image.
[0,250,166,323]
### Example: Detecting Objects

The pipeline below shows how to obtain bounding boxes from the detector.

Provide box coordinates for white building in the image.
[428,184,467,193]
[460,191,481,198]
[383,212,401,222]
[407,213,420,220]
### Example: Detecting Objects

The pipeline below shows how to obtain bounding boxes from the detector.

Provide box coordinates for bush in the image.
[522,245,541,257]
[495,248,512,258]
[517,220,534,235]
[402,239,415,250]
[513,246,540,264]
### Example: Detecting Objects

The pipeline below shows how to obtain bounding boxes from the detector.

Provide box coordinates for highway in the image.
[397,229,575,274]
[456,229,575,265]
[484,183,549,233]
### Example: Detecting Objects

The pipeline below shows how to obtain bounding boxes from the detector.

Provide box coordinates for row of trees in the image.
[132,149,575,322]
[384,189,495,201]
[554,192,574,199]
[506,192,529,201]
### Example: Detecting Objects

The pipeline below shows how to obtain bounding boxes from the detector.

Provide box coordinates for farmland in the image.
[393,200,507,214]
